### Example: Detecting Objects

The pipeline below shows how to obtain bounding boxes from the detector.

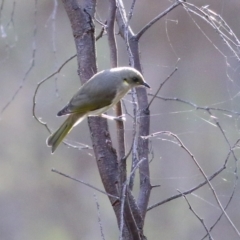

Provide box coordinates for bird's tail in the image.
[46,113,85,153]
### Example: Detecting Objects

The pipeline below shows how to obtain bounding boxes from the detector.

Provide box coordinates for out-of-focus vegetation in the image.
[1,0,240,239]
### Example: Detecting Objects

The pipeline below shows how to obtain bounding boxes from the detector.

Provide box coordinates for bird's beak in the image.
[142,82,150,88]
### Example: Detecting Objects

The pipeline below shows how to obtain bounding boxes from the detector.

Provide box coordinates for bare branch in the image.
[107,0,118,67]
[6,1,16,27]
[107,0,126,185]
[129,88,138,190]
[52,169,119,199]
[182,2,240,61]
[119,158,146,240]
[147,64,178,109]
[32,53,92,151]
[144,131,240,236]
[201,180,238,239]
[178,190,213,240]
[96,23,106,41]
[32,54,77,130]
[116,0,151,221]
[147,139,240,213]
[148,94,240,116]
[201,141,240,238]
[128,0,137,21]
[136,0,183,40]
[1,0,37,117]
[93,194,106,240]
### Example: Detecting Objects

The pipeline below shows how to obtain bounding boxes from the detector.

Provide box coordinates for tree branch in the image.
[61,1,132,238]
[116,0,151,222]
[135,0,183,40]
[107,0,127,185]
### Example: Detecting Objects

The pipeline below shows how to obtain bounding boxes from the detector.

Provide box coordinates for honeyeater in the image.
[46,67,150,153]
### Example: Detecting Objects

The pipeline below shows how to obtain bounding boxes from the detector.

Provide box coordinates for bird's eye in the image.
[132,77,139,83]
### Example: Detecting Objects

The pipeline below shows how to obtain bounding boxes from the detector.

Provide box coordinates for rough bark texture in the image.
[61,0,135,239]
[116,3,151,223]
[61,0,153,238]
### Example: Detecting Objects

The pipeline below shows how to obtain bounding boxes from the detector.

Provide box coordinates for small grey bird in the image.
[47,67,150,153]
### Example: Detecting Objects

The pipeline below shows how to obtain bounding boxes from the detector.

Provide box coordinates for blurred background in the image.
[1,0,240,239]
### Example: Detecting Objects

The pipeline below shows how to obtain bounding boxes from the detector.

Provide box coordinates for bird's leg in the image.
[101,113,126,122]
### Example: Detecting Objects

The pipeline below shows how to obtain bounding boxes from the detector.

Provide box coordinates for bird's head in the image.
[120,67,150,89]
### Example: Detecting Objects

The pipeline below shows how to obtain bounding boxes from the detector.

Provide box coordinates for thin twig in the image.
[32,54,92,150]
[144,131,240,236]
[50,0,60,96]
[201,142,240,239]
[136,0,183,40]
[182,2,240,61]
[129,88,138,190]
[148,94,240,116]
[119,157,146,240]
[128,0,137,21]
[1,0,38,117]
[116,0,134,65]
[178,190,213,240]
[52,169,119,199]
[147,64,178,109]
[147,135,236,211]
[94,194,106,240]
[6,1,16,27]
[32,54,77,130]
[96,23,106,41]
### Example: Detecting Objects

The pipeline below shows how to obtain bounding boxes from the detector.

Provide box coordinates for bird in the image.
[46,67,150,153]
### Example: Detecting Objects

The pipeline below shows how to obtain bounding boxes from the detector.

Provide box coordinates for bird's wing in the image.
[57,81,117,116]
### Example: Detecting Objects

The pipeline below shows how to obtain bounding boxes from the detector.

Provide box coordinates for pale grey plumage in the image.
[47,67,150,153]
